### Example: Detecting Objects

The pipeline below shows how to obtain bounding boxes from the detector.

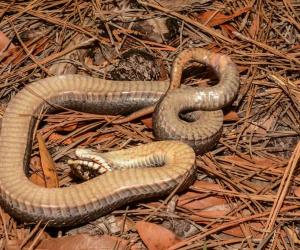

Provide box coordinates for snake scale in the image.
[0,49,239,226]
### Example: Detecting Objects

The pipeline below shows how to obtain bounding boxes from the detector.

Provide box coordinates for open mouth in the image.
[68,148,113,180]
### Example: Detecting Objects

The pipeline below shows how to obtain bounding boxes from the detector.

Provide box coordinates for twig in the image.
[263,141,300,235]
[233,31,300,65]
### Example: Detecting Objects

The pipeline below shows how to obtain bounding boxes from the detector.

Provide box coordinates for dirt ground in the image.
[0,0,299,249]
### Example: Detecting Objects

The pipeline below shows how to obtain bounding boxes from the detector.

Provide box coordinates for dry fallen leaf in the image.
[0,31,16,52]
[37,234,129,250]
[193,209,230,219]
[198,6,252,27]
[29,173,46,187]
[141,117,153,129]
[224,111,240,121]
[36,132,59,188]
[178,193,226,210]
[29,156,46,187]
[136,221,181,250]
[195,203,232,218]
[219,222,264,238]
[219,155,283,170]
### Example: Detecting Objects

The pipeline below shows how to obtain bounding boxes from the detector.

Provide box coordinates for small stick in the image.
[263,141,300,235]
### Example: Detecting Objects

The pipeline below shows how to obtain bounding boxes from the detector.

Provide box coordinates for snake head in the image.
[68,148,113,180]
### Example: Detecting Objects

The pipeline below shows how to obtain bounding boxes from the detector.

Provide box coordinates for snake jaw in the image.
[75,148,112,171]
[68,148,113,180]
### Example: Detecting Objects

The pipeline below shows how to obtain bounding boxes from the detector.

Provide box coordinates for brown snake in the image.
[0,49,239,226]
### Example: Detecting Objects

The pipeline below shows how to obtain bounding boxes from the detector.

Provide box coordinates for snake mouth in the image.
[68,148,113,180]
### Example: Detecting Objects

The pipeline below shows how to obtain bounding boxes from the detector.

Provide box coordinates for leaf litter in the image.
[0,0,299,249]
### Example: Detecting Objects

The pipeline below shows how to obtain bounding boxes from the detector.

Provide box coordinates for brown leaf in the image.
[36,132,59,188]
[29,173,46,187]
[198,6,251,27]
[178,193,226,210]
[224,111,240,121]
[136,221,181,250]
[29,156,46,187]
[220,222,264,238]
[194,209,230,218]
[219,155,281,169]
[141,117,153,128]
[0,31,16,52]
[37,234,129,250]
[195,204,232,218]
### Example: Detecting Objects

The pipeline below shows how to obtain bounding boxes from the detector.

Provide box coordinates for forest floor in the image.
[0,0,299,249]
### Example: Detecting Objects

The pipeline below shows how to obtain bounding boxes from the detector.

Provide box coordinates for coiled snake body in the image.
[0,49,239,226]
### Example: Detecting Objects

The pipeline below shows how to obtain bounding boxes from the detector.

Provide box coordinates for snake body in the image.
[0,49,239,226]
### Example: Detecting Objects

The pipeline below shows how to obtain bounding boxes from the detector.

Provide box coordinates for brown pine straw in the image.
[167,205,299,250]
[137,0,236,44]
[263,140,300,235]
[0,0,299,248]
